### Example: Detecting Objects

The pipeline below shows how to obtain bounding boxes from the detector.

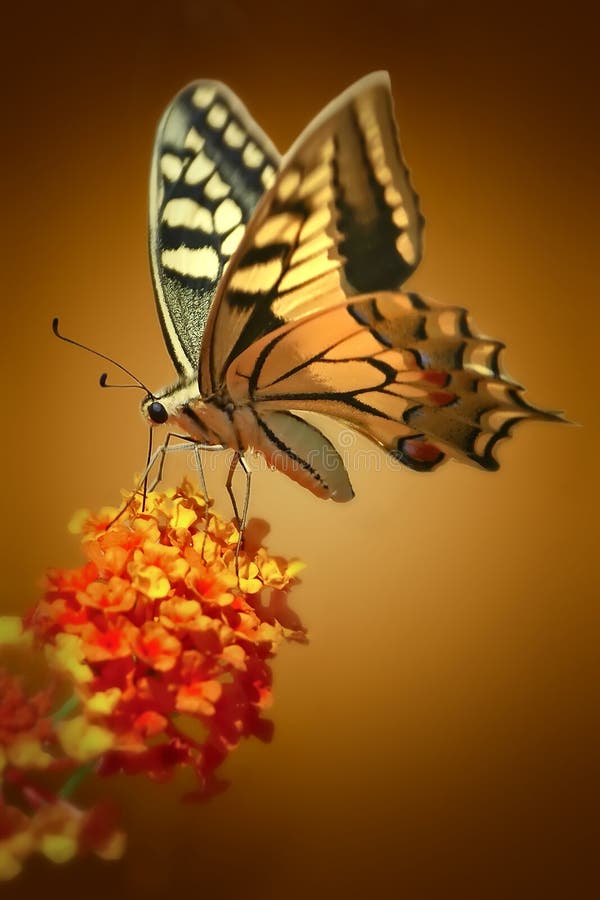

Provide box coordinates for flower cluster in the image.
[1,481,304,879]
[0,621,125,879]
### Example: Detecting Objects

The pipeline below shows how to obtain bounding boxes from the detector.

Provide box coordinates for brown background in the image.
[1,1,598,897]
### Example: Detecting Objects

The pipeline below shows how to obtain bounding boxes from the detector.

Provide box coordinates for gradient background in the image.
[2,1,598,896]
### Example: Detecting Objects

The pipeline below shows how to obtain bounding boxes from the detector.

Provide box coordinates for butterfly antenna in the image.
[52,317,152,394]
[99,373,147,392]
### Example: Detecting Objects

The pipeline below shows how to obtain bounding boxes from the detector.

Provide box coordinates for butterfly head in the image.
[140,380,221,445]
[143,395,169,425]
[140,388,182,428]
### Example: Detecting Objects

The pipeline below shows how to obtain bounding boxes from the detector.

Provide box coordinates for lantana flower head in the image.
[26,480,305,796]
[1,480,304,879]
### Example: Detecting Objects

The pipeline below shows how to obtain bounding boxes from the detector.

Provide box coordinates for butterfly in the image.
[141,70,562,522]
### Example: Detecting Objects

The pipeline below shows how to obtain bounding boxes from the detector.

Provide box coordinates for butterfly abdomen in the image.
[235,407,354,501]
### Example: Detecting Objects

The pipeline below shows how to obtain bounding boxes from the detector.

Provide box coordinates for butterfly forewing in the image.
[200,71,424,394]
[149,80,280,375]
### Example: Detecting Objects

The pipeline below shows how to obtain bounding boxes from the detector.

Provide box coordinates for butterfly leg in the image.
[225,453,252,575]
[189,443,228,562]
[113,437,223,526]
[109,439,191,524]
[225,453,242,525]
[191,444,208,502]
[147,432,194,491]
[188,442,227,500]
[237,454,252,538]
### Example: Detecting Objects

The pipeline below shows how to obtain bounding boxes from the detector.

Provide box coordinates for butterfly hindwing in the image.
[200,71,424,394]
[226,292,563,477]
[149,80,280,376]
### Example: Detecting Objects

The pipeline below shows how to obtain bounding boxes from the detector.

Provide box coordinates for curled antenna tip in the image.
[50,319,151,393]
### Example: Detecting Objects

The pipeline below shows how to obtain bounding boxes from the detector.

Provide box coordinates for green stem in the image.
[59,761,95,799]
[52,695,80,723]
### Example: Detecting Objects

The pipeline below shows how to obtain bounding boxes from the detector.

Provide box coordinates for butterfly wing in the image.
[227,292,563,487]
[200,70,424,394]
[186,72,559,499]
[149,80,280,376]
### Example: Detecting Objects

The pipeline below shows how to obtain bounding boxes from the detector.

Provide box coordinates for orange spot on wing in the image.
[421,370,449,388]
[429,390,456,407]
[404,439,444,463]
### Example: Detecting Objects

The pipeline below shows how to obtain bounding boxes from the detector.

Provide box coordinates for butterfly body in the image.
[143,373,356,501]
[145,72,561,502]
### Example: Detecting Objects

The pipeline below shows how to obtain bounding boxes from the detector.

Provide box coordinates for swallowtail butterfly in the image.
[142,71,561,512]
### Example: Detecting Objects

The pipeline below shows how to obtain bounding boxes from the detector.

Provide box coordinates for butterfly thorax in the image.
[142,378,250,450]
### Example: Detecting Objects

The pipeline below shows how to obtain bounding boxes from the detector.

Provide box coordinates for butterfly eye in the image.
[148,401,168,424]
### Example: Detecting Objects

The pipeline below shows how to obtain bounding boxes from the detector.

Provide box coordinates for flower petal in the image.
[56,716,114,761]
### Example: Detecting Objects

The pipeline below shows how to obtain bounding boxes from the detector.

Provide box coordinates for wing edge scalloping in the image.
[225,292,566,473]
